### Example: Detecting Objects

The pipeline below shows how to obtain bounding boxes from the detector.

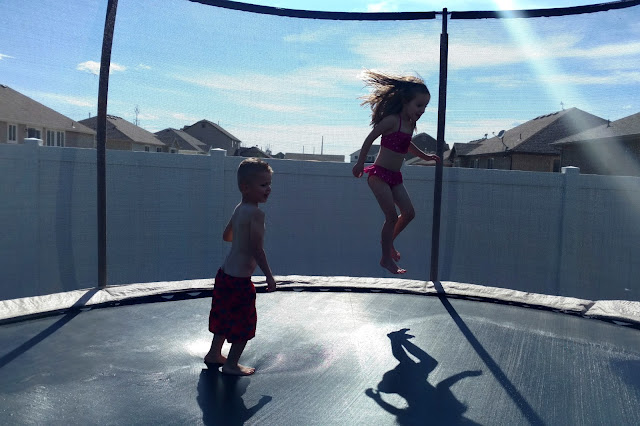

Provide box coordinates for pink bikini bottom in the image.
[364,164,403,187]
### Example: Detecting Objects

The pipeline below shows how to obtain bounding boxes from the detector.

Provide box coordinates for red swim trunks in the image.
[208,268,257,343]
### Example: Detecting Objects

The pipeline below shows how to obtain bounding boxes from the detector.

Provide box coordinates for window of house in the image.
[488,158,494,169]
[145,146,150,152]
[46,131,65,147]
[27,127,42,140]
[8,124,17,143]
[170,148,177,154]
[552,159,561,172]
[472,159,479,168]
[156,147,162,152]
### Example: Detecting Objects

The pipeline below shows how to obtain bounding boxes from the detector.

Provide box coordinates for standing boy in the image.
[204,158,276,376]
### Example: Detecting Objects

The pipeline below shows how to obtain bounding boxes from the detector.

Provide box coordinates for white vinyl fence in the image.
[1,140,638,301]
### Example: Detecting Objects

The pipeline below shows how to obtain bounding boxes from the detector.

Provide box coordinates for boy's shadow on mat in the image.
[197,368,272,426]
[366,328,482,425]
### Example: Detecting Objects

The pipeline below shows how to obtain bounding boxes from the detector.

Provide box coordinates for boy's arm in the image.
[222,218,233,242]
[250,209,276,291]
[408,142,441,165]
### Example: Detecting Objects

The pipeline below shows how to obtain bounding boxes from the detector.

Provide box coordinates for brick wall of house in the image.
[561,137,640,176]
[511,153,558,172]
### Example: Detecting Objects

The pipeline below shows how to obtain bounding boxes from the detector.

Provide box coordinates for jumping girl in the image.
[352,70,440,274]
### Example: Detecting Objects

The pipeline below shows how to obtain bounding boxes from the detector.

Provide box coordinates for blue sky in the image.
[1,1,639,157]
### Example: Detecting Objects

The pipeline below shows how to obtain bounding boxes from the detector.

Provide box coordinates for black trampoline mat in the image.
[1,291,639,425]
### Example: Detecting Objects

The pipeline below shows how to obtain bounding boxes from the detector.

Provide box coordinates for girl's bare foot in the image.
[204,352,227,365]
[380,257,406,274]
[221,363,255,376]
[391,246,401,261]
[382,241,401,261]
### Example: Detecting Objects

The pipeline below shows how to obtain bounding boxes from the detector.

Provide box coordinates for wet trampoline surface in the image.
[1,291,639,425]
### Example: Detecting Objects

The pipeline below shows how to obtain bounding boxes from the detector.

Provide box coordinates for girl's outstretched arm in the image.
[408,143,441,165]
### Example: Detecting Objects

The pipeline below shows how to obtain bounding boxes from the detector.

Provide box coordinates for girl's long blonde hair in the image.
[360,70,430,126]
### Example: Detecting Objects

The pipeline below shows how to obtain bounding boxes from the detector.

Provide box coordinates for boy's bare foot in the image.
[204,353,227,365]
[380,257,406,274]
[221,363,255,376]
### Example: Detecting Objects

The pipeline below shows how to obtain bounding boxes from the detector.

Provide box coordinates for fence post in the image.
[210,148,227,271]
[556,166,580,296]
[23,139,42,294]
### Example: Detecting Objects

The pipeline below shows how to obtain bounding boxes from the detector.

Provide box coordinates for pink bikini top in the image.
[380,117,412,154]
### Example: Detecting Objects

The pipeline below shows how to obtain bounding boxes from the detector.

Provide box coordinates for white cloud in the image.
[474,75,528,88]
[591,57,640,72]
[541,71,640,85]
[30,91,95,108]
[0,53,14,60]
[445,117,526,142]
[351,26,640,73]
[136,63,151,70]
[366,2,397,12]
[137,113,158,120]
[230,122,365,156]
[283,28,342,43]
[171,112,200,122]
[77,60,127,75]
[350,31,440,73]
[175,66,362,100]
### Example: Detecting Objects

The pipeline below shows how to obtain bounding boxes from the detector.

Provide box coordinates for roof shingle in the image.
[0,85,95,135]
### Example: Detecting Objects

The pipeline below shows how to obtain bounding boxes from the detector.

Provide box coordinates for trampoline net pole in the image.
[430,9,448,282]
[97,0,118,289]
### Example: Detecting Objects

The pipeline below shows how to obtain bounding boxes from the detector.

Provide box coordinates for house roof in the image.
[451,141,482,156]
[410,132,438,152]
[235,146,271,158]
[80,115,165,147]
[0,85,95,135]
[554,112,640,144]
[461,108,607,156]
[183,119,241,142]
[155,128,206,152]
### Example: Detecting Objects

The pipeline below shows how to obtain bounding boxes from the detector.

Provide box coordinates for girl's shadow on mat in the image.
[366,328,482,425]
[197,368,272,426]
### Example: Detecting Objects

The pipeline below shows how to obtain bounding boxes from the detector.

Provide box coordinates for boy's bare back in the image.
[222,202,264,278]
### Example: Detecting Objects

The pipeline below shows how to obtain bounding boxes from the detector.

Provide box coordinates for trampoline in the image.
[1,277,639,425]
[3,1,640,425]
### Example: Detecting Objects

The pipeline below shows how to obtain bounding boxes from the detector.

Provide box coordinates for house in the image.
[554,112,640,176]
[350,145,381,163]
[406,133,438,159]
[404,132,451,166]
[182,120,241,155]
[80,115,166,152]
[449,140,486,168]
[155,128,206,155]
[451,108,607,172]
[235,146,271,158]
[284,153,345,162]
[0,84,95,147]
